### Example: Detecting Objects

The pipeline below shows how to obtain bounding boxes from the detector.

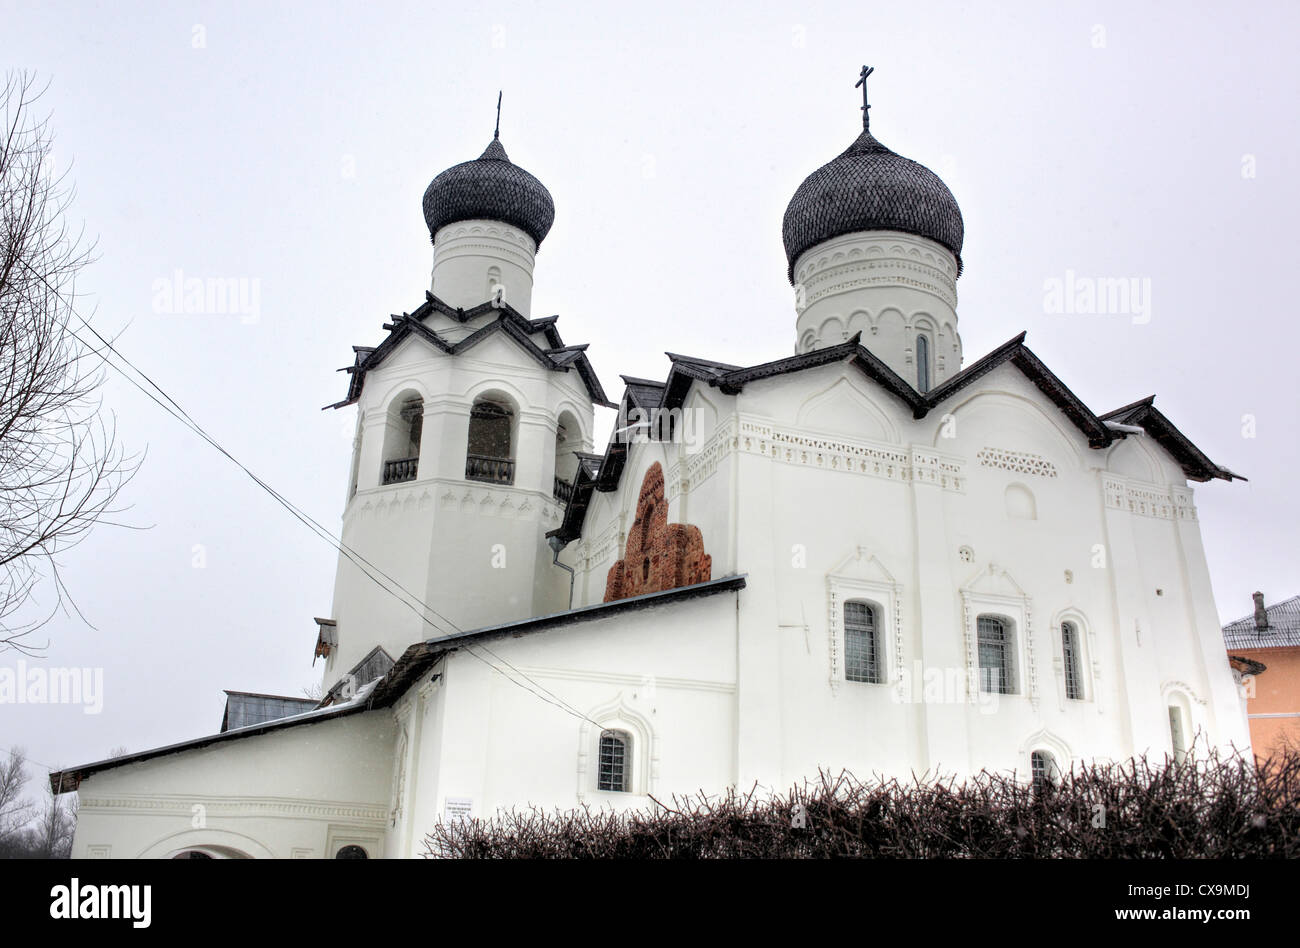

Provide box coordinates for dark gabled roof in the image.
[50,678,386,795]
[319,646,395,707]
[50,576,746,795]
[699,333,926,416]
[924,333,1112,446]
[433,574,746,647]
[666,331,1107,441]
[326,292,614,411]
[1223,595,1300,649]
[621,375,667,413]
[1100,397,1243,483]
[661,353,743,381]
[374,576,745,710]
[548,331,1241,541]
[574,451,604,478]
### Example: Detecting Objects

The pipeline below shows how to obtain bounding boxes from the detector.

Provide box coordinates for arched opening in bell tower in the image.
[381,391,423,485]
[553,410,581,502]
[466,394,516,485]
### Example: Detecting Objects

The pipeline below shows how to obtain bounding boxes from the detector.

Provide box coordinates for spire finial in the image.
[855,65,874,130]
[494,91,502,140]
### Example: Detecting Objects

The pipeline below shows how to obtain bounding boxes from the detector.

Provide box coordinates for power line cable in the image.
[20,261,605,729]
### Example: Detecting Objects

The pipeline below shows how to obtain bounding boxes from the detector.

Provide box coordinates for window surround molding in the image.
[1160,680,1206,759]
[960,565,1038,706]
[577,694,657,801]
[826,547,903,697]
[1049,608,1101,712]
[1018,727,1071,786]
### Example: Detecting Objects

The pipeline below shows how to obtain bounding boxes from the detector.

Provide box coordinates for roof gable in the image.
[327,292,614,410]
[1100,397,1242,483]
[550,330,1241,542]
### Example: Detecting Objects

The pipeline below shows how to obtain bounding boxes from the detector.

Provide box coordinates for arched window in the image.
[1030,750,1056,794]
[335,845,369,859]
[844,600,882,683]
[1168,706,1187,764]
[597,730,630,792]
[466,396,515,485]
[173,850,213,859]
[977,615,1016,695]
[1062,622,1083,700]
[381,394,423,485]
[916,333,931,392]
[486,266,502,305]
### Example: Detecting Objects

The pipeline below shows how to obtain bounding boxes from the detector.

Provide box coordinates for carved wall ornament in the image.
[977,447,1059,478]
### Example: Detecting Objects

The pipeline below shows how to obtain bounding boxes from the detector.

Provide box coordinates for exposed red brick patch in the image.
[603,462,712,602]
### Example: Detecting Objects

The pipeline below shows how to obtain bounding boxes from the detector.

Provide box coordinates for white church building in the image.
[53,77,1251,858]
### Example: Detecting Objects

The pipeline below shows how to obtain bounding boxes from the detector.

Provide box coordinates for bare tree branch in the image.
[0,71,139,652]
[0,747,34,845]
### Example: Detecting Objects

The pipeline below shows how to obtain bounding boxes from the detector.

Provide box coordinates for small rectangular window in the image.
[844,601,881,683]
[597,730,628,792]
[1062,622,1083,700]
[1030,750,1054,795]
[916,334,931,393]
[977,615,1016,695]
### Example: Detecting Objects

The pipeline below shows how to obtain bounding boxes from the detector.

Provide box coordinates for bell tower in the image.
[319,114,607,693]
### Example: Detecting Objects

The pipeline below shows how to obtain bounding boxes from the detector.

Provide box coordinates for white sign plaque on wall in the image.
[445,797,473,823]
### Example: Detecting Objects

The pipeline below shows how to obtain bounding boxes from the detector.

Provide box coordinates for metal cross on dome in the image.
[855,65,874,130]
[494,91,502,140]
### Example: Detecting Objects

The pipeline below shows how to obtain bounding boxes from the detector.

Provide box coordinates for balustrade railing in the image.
[466,454,515,485]
[382,456,418,484]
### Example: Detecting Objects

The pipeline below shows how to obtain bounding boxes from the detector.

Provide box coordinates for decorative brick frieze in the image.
[1101,473,1197,521]
[977,446,1058,478]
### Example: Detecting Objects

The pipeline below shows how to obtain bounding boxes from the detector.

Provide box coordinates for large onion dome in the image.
[421,136,555,248]
[782,128,963,282]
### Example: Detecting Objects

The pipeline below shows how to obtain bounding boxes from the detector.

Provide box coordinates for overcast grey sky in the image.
[3,0,1297,781]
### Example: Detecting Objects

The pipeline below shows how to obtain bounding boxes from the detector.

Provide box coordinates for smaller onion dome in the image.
[782,128,964,283]
[421,136,556,248]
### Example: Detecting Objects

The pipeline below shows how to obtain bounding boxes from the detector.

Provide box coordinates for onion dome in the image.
[421,136,556,248]
[782,128,964,282]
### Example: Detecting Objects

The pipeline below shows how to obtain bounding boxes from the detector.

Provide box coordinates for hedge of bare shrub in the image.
[423,747,1300,858]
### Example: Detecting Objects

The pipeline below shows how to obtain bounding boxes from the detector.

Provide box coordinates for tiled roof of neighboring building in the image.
[1224,596,1300,649]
